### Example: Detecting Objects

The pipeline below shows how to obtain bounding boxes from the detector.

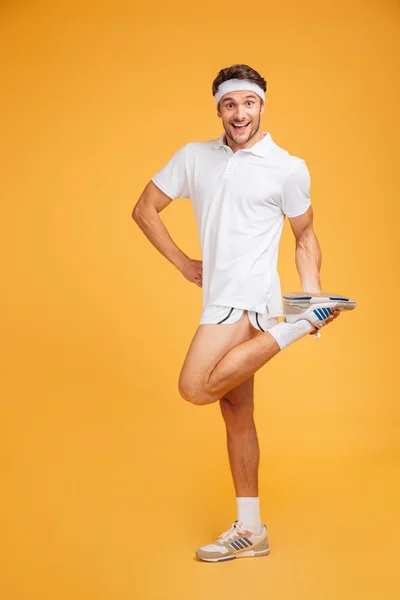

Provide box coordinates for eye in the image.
[246,101,254,106]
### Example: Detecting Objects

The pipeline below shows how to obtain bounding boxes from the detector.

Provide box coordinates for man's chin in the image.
[230,128,254,144]
[234,135,251,144]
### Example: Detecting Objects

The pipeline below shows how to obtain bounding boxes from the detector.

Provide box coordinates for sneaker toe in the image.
[196,544,229,560]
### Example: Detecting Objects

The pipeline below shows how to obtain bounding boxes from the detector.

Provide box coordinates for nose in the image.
[234,105,247,121]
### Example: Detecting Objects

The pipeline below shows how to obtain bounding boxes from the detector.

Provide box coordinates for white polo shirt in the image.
[151,131,311,318]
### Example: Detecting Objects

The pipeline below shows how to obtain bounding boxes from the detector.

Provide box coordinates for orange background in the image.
[1,1,399,598]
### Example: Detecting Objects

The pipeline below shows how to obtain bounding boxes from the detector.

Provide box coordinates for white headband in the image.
[214,78,265,106]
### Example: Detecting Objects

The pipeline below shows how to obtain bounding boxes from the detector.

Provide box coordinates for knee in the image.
[179,389,202,405]
[178,379,209,406]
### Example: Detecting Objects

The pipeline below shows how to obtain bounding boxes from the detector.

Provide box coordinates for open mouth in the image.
[232,122,250,132]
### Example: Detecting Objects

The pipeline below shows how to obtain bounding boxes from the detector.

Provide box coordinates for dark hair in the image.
[212,64,267,99]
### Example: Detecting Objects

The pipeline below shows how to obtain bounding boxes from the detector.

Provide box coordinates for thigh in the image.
[178,309,259,397]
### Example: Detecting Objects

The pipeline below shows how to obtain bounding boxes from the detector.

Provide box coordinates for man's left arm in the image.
[288,206,340,328]
[288,205,322,294]
[279,160,340,328]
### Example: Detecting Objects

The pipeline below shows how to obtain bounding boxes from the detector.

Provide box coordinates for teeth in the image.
[233,123,248,128]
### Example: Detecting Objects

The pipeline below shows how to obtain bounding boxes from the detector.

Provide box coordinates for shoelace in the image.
[216,521,246,543]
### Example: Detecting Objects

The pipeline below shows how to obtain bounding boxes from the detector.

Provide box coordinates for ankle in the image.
[236,496,263,534]
[268,319,313,350]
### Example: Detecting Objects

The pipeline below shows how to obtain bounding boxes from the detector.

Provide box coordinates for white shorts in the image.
[199,304,279,332]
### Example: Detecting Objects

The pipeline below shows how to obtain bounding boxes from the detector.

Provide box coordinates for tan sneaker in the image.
[196,520,270,562]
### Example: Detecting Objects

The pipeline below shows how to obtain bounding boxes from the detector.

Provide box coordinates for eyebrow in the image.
[222,94,257,103]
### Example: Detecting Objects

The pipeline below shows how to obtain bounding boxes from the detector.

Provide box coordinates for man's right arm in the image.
[132,181,202,287]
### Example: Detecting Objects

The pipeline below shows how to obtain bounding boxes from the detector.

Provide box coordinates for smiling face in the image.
[217,90,264,149]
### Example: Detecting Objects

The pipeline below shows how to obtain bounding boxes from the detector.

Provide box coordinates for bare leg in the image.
[179,310,281,406]
[207,331,281,403]
[220,374,259,497]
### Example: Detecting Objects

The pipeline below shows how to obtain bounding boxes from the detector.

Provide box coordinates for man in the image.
[132,64,355,562]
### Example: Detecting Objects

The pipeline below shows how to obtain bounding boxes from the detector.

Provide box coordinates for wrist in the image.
[177,255,189,273]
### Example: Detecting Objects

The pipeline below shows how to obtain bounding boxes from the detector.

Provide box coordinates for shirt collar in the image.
[211,131,274,157]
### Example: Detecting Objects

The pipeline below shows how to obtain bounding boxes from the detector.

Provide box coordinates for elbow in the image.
[296,228,316,250]
[132,205,142,221]
[295,234,308,251]
[132,203,157,223]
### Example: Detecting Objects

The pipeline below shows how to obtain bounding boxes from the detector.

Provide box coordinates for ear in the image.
[260,101,265,114]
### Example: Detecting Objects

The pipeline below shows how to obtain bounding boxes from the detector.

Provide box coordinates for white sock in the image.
[236,497,263,535]
[268,319,313,350]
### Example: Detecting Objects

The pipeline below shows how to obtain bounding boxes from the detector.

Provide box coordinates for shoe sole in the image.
[197,546,270,562]
[283,293,356,309]
[283,294,356,322]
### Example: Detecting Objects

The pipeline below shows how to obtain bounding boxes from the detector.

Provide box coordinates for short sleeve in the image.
[151,144,190,199]
[278,160,311,217]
